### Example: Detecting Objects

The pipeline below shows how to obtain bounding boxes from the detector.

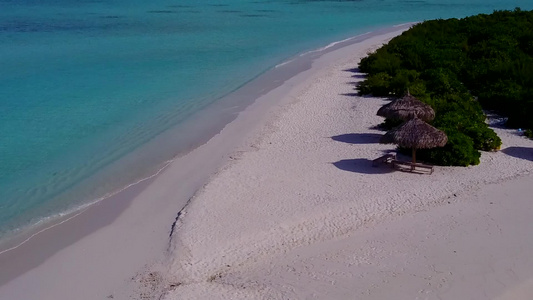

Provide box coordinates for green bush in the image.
[378,118,404,131]
[357,72,391,96]
[463,124,502,151]
[417,130,481,166]
[433,110,501,151]
[422,68,465,95]
[359,50,402,75]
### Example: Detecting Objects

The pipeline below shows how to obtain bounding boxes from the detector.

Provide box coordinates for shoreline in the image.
[0,24,410,254]
[0,21,395,249]
[0,24,415,299]
[0,23,413,255]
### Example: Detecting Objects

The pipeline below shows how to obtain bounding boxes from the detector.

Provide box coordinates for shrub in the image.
[357,72,391,96]
[463,124,502,151]
[422,68,465,95]
[378,118,404,131]
[433,110,501,151]
[417,130,481,166]
[359,50,402,75]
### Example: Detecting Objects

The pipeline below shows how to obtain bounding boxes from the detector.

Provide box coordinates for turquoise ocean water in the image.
[1,0,532,240]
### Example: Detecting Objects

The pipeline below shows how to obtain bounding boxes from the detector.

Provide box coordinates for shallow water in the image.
[0,0,531,237]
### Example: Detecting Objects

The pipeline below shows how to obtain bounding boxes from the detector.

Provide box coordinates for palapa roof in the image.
[377,94,435,122]
[380,117,448,149]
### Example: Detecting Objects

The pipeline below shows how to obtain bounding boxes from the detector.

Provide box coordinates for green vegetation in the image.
[358,8,533,166]
[526,129,533,138]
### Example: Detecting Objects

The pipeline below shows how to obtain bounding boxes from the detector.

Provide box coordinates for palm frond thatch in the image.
[377,94,435,122]
[380,117,447,149]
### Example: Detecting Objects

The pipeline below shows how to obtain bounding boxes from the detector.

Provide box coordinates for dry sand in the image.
[163,29,533,299]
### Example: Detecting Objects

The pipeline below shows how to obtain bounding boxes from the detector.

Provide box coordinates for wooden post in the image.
[411,148,416,171]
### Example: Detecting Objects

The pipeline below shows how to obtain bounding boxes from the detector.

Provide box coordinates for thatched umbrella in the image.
[377,93,435,122]
[380,117,447,164]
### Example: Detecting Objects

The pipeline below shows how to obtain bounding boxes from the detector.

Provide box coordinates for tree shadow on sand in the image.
[332,158,395,174]
[343,67,360,73]
[331,133,382,144]
[501,146,533,161]
[341,92,360,97]
[343,67,367,79]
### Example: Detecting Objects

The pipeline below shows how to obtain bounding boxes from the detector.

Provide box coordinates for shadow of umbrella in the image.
[331,133,382,144]
[332,159,395,174]
[501,147,533,161]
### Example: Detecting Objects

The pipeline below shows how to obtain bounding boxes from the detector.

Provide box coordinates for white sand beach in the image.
[163,29,533,299]
[1,25,532,300]
[0,26,413,300]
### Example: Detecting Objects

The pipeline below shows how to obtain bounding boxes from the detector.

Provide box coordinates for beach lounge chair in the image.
[372,153,396,167]
[391,160,434,174]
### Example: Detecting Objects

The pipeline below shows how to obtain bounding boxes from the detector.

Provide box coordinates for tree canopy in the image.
[358,8,533,166]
